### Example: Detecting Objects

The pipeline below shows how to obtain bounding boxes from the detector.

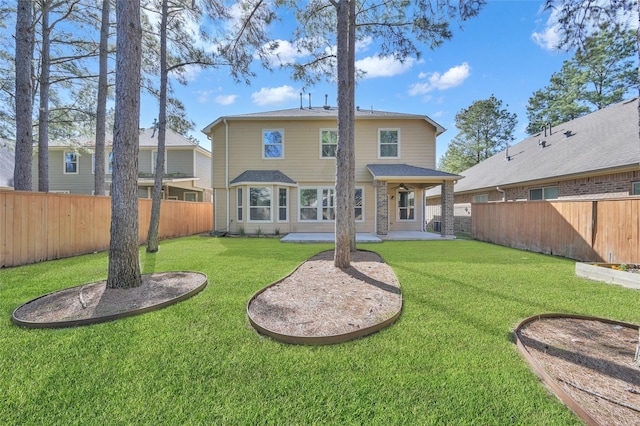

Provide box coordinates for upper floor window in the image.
[249,186,272,222]
[632,181,640,195]
[379,129,399,158]
[320,129,337,158]
[64,151,78,174]
[530,186,558,200]
[263,129,284,159]
[92,151,113,175]
[398,190,415,220]
[473,194,489,203]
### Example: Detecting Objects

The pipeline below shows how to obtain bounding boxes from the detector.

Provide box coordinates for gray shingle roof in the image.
[48,127,208,152]
[367,163,461,181]
[230,170,297,186]
[441,98,640,194]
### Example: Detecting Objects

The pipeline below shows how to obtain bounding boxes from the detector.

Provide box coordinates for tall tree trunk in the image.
[347,0,356,253]
[38,1,50,193]
[14,0,34,191]
[107,0,142,289]
[635,1,640,368]
[334,0,356,268]
[147,0,168,253]
[94,0,110,197]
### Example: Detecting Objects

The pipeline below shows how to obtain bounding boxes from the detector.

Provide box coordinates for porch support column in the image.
[441,180,455,237]
[374,180,388,235]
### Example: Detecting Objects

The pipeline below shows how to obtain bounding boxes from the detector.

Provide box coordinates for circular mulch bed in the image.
[247,250,402,345]
[12,272,207,328]
[515,314,640,426]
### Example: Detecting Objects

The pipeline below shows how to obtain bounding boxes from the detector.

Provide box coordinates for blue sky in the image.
[139,0,630,163]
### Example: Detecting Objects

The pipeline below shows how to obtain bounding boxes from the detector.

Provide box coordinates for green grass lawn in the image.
[1,236,639,425]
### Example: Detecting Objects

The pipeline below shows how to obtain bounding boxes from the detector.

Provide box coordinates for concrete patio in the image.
[280,231,453,243]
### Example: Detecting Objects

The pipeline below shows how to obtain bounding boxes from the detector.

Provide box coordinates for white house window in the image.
[64,152,79,174]
[530,186,558,200]
[355,188,363,221]
[379,129,399,158]
[473,194,489,203]
[152,151,168,174]
[322,188,336,220]
[320,129,337,158]
[278,188,288,222]
[299,187,362,222]
[632,182,640,195]
[398,190,415,220]
[237,188,243,222]
[184,192,197,202]
[92,151,113,174]
[263,129,284,159]
[249,187,272,222]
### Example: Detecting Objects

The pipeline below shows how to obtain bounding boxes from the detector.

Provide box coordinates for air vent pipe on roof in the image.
[308,93,312,109]
[299,93,303,110]
[323,94,330,110]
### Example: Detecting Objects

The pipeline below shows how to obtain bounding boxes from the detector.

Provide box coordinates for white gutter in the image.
[224,119,230,232]
[496,186,506,202]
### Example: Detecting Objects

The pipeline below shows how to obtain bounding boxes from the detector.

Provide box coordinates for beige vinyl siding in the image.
[195,151,211,189]
[209,115,437,234]
[214,118,436,186]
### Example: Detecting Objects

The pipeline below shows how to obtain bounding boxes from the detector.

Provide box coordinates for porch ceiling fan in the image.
[391,183,410,191]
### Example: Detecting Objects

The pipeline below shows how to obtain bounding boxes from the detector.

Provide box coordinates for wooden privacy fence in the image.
[472,198,640,264]
[1,191,214,268]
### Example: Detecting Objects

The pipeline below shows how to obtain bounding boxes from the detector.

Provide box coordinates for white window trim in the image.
[92,151,113,175]
[248,186,273,223]
[152,150,168,174]
[262,129,284,160]
[184,192,198,202]
[51,190,70,194]
[319,128,338,159]
[63,151,79,174]
[237,188,243,222]
[278,187,289,223]
[298,186,365,222]
[355,187,365,222]
[167,196,179,200]
[397,190,416,222]
[378,128,400,159]
[529,185,559,200]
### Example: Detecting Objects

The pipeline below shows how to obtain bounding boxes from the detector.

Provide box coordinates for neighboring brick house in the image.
[202,104,460,237]
[426,98,640,233]
[32,127,212,201]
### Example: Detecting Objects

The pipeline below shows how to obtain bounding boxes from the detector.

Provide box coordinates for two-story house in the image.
[32,127,212,201]
[202,104,459,237]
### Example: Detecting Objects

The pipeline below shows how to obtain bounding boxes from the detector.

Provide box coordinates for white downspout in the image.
[496,186,506,202]
[224,119,230,232]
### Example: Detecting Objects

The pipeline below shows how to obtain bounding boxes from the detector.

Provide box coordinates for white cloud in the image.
[408,63,471,96]
[531,16,562,51]
[215,94,237,106]
[356,55,416,79]
[532,2,638,51]
[197,90,213,103]
[251,85,299,106]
